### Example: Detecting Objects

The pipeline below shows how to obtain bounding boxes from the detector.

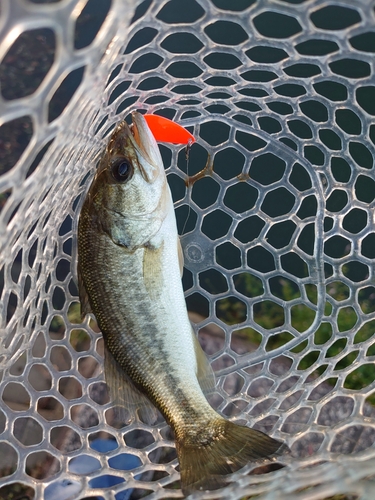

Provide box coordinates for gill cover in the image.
[90,112,169,250]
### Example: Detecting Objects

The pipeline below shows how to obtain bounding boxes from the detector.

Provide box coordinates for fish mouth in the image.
[103,112,162,183]
[129,111,161,173]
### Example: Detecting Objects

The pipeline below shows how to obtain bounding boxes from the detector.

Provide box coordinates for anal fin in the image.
[77,265,92,319]
[104,346,158,425]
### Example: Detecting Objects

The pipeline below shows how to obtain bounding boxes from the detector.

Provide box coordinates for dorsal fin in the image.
[177,237,184,277]
[192,329,216,395]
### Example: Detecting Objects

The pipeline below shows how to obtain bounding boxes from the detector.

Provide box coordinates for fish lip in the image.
[100,112,161,183]
[130,112,161,180]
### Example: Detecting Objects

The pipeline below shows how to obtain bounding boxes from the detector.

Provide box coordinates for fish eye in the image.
[111,158,133,183]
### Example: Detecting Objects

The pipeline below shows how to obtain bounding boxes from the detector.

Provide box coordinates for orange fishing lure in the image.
[144,114,195,145]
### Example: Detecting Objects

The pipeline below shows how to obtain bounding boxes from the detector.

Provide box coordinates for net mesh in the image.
[1,0,375,498]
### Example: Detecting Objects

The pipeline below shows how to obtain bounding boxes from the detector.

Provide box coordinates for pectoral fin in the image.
[143,243,164,300]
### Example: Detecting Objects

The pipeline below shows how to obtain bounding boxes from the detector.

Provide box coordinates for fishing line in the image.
[180,138,193,236]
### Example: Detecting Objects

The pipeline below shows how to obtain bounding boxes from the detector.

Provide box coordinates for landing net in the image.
[1,0,375,498]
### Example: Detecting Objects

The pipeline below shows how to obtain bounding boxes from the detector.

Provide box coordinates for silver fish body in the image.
[78,112,287,494]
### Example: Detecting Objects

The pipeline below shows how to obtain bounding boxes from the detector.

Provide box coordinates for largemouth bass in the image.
[77,112,287,494]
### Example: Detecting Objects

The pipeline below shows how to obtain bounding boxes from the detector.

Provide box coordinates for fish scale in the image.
[77,112,287,494]
[80,208,209,428]
[79,160,206,419]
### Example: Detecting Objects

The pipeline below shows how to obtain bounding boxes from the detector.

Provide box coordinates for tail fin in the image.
[177,419,288,495]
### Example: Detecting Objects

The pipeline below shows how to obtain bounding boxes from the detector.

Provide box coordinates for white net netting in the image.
[1,0,375,498]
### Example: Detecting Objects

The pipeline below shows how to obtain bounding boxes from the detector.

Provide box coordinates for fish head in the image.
[88,112,170,248]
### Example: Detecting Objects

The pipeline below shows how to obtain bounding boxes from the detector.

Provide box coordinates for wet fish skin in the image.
[78,112,287,494]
